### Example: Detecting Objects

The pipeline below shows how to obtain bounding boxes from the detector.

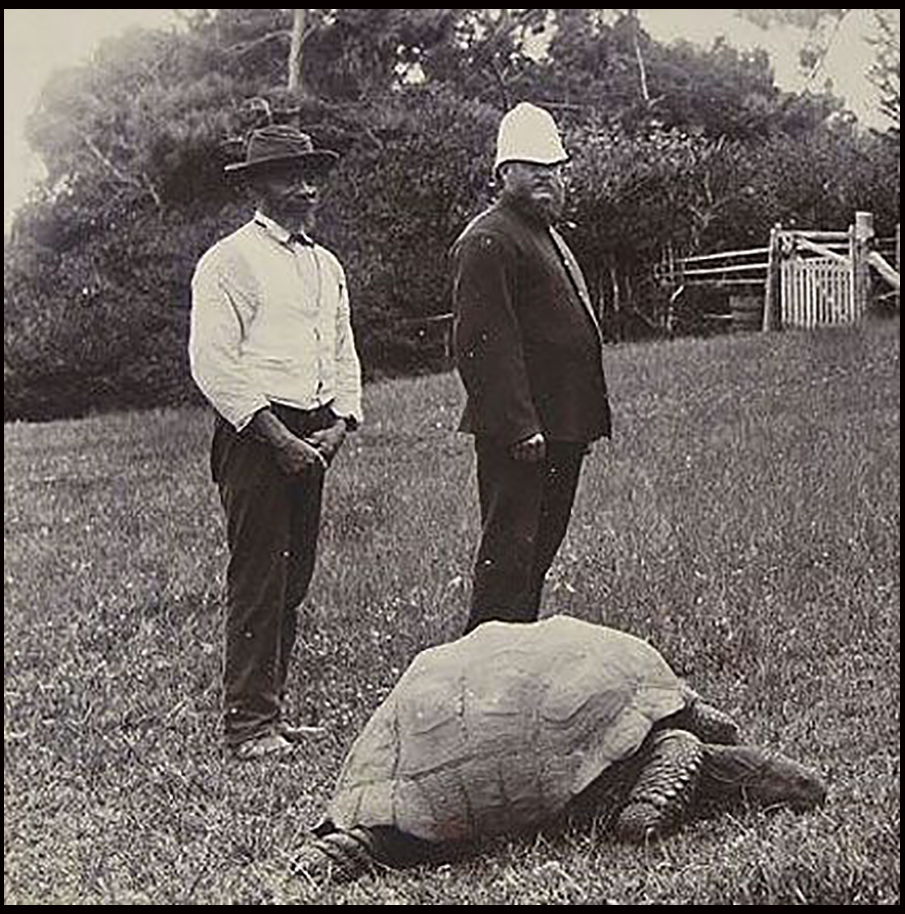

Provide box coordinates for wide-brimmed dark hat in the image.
[225,125,339,177]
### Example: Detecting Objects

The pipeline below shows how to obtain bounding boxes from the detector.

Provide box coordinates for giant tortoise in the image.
[293,616,826,881]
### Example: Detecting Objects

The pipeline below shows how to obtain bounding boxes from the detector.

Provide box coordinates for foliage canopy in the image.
[4,9,900,419]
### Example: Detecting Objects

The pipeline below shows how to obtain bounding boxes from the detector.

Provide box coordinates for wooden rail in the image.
[658,216,899,332]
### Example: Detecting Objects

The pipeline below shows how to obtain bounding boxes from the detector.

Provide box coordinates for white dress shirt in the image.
[189,212,363,431]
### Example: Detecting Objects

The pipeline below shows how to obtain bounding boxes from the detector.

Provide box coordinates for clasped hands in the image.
[510,432,546,464]
[250,409,348,477]
[278,423,347,476]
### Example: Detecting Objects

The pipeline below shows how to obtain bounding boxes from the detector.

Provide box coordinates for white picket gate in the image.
[780,242,855,328]
[775,214,897,329]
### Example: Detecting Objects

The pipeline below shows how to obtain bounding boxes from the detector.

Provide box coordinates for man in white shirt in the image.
[190,125,363,759]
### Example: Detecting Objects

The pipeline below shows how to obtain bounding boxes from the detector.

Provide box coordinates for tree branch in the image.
[79,131,162,209]
[484,55,511,111]
[227,30,291,60]
[79,132,142,190]
[140,172,164,211]
[802,12,848,88]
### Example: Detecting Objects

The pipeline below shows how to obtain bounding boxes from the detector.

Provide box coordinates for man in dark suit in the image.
[451,103,612,633]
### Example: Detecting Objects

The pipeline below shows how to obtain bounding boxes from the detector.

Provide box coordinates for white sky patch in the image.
[640,9,889,127]
[4,9,177,229]
[642,9,811,85]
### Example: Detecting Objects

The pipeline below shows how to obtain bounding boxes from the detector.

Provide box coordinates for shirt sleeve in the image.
[452,231,541,446]
[330,261,364,425]
[188,248,270,431]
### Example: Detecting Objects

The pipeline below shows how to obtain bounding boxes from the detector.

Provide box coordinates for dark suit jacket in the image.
[451,198,612,447]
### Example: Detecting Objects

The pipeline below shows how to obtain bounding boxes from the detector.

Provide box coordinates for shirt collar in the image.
[253,210,315,248]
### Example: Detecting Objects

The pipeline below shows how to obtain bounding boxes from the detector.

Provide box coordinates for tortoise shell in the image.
[326,615,693,842]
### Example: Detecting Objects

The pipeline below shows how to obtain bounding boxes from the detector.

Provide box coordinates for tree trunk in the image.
[288,9,307,95]
[628,9,651,104]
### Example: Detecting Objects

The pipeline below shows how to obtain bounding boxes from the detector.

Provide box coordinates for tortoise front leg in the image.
[615,729,704,842]
[670,700,741,745]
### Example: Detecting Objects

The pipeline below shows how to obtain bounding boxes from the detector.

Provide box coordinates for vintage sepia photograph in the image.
[4,8,900,904]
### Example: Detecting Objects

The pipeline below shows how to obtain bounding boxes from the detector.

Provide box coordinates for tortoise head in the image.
[702,744,827,811]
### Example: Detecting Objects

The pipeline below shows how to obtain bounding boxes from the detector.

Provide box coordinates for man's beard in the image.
[292,207,317,234]
[506,185,565,226]
[281,197,318,232]
[533,192,564,225]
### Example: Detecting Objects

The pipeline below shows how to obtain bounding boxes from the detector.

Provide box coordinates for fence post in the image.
[852,211,875,319]
[762,223,782,331]
[443,317,454,367]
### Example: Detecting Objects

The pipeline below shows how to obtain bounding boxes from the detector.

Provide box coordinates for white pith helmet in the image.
[494,102,569,175]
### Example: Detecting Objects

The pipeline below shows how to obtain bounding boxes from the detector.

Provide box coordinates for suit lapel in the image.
[548,227,602,338]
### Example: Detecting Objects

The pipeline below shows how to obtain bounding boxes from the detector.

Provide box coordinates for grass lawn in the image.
[4,319,900,904]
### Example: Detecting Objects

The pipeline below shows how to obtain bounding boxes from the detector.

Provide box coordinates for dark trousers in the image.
[211,404,334,746]
[465,438,586,634]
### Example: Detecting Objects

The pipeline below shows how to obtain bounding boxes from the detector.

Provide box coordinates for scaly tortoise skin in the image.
[293,616,826,882]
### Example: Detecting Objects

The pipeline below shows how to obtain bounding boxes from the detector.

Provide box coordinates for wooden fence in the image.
[655,245,769,332]
[657,212,900,332]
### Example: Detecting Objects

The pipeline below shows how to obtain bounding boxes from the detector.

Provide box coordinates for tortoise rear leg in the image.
[291,826,384,884]
[291,825,431,884]
[615,729,704,842]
